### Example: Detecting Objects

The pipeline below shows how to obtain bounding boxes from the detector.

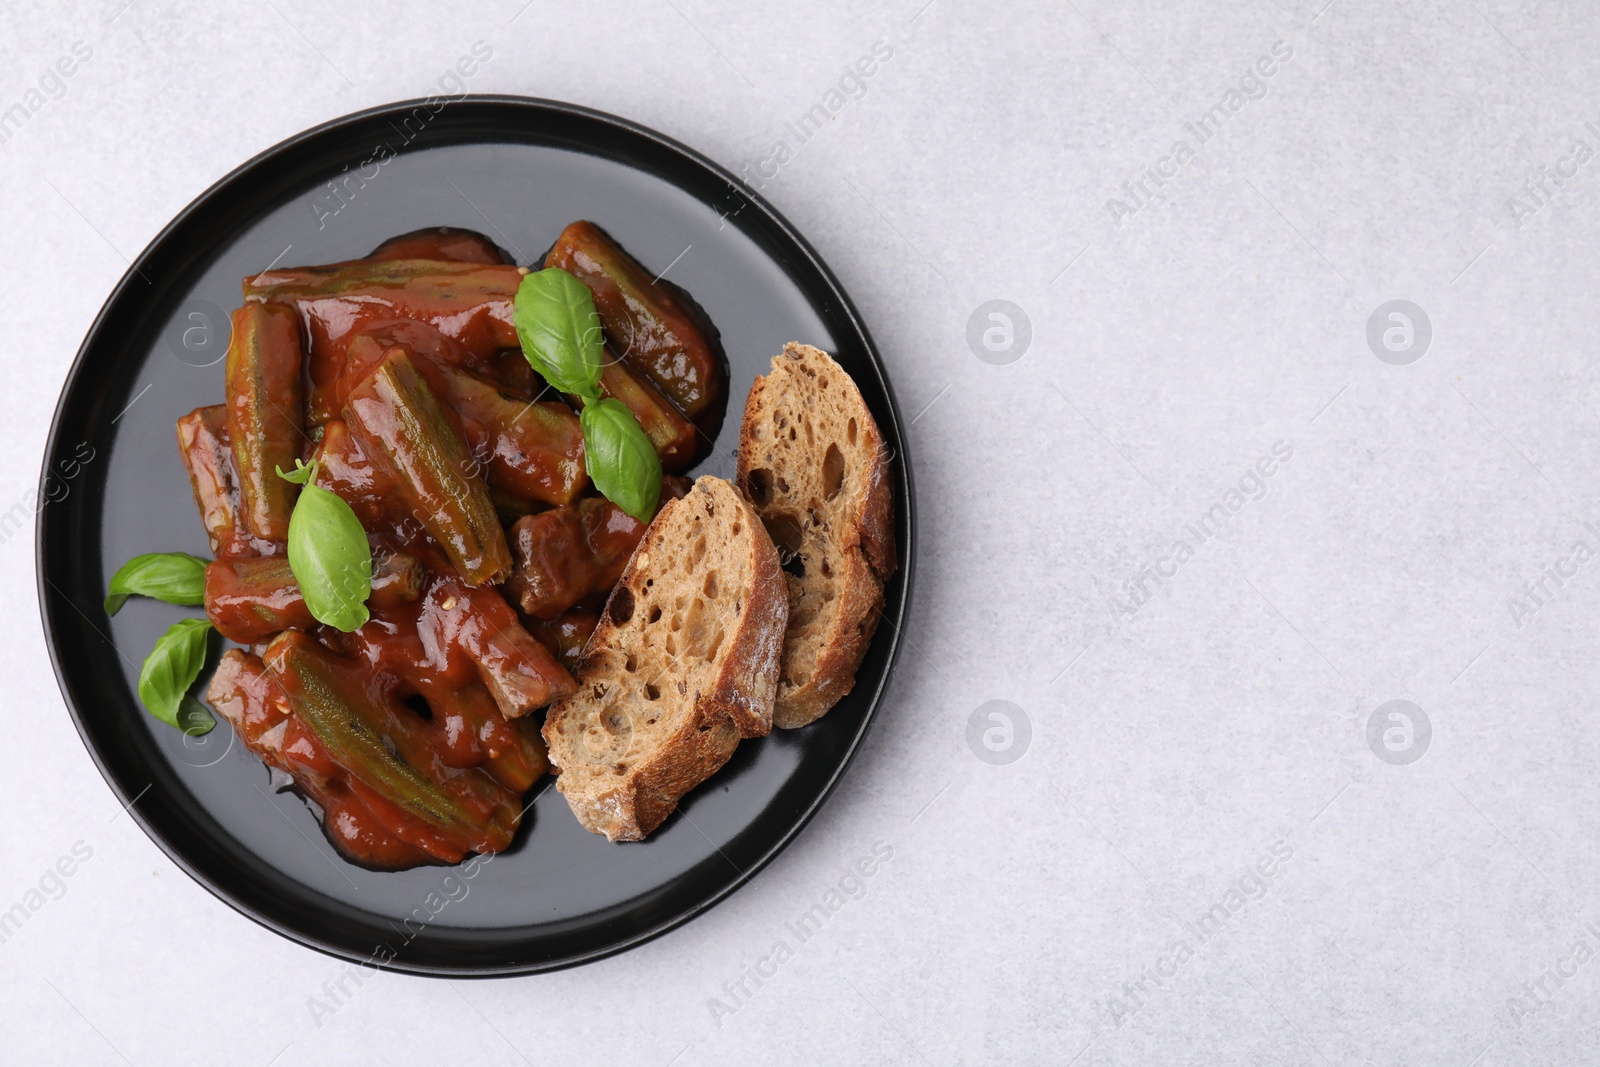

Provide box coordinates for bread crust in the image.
[736,343,898,729]
[771,563,884,729]
[542,477,787,841]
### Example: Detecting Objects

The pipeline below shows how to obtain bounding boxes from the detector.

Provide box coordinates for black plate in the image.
[37,97,912,976]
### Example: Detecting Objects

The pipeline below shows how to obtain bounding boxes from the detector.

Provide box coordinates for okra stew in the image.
[104,223,727,870]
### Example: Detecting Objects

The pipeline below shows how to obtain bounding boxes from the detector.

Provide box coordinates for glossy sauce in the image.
[194,225,724,870]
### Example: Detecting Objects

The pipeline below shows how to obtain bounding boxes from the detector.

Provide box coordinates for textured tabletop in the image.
[4,1,1600,1064]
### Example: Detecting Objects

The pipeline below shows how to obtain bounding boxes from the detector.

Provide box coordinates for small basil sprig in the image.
[137,617,217,735]
[515,268,662,523]
[277,459,373,632]
[105,551,208,615]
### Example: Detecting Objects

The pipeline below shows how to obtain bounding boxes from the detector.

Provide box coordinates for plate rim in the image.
[37,93,916,977]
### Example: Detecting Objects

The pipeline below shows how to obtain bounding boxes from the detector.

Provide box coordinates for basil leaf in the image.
[137,618,215,734]
[279,462,373,632]
[176,695,218,737]
[514,268,604,400]
[105,551,209,615]
[580,398,662,523]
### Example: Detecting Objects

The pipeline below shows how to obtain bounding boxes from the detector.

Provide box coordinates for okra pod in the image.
[544,220,727,420]
[316,324,476,426]
[245,259,523,360]
[343,351,512,585]
[262,631,519,854]
[424,362,588,505]
[225,303,305,541]
[593,353,698,471]
[204,553,424,644]
[335,775,477,866]
[207,649,436,868]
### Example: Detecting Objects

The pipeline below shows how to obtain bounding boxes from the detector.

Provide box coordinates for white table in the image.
[3,1,1597,1063]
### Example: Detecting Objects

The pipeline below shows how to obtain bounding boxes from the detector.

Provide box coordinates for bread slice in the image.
[541,476,787,841]
[736,343,896,729]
